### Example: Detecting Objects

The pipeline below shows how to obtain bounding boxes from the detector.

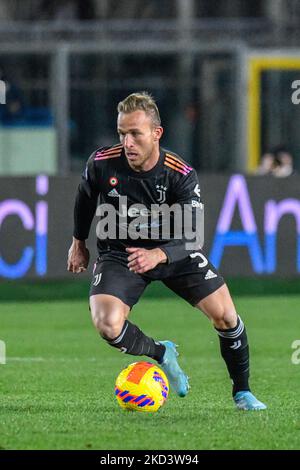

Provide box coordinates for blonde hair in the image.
[117,91,161,127]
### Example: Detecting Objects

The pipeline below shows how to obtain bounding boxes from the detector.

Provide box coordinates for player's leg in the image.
[90,257,189,397]
[157,339,190,397]
[163,253,266,408]
[90,293,165,361]
[195,284,249,394]
[195,284,266,410]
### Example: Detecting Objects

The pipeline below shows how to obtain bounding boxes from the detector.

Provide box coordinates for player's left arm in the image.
[157,169,203,264]
[126,246,167,274]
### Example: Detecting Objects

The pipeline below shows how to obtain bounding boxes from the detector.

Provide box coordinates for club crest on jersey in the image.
[109,177,118,186]
[156,185,167,203]
[93,273,102,286]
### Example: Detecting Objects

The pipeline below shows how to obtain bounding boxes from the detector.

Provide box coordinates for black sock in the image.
[102,320,165,362]
[215,316,250,396]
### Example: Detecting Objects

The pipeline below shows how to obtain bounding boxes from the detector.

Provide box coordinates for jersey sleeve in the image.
[159,170,203,264]
[73,152,100,241]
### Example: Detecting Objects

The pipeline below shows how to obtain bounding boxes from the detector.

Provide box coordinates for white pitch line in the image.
[6,357,98,362]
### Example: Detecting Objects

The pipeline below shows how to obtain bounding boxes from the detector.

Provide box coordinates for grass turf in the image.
[0,292,300,450]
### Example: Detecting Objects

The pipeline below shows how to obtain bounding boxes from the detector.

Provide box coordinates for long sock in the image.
[102,320,165,362]
[215,315,250,396]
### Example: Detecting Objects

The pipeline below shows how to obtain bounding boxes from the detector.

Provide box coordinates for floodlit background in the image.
[0,0,300,451]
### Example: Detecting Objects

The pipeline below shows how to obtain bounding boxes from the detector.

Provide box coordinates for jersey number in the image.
[190,251,208,268]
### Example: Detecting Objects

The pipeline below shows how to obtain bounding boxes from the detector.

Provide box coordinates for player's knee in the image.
[212,308,237,329]
[198,284,238,329]
[91,305,125,339]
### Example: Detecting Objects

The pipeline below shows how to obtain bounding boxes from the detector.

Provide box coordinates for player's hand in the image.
[126,247,167,274]
[67,237,90,274]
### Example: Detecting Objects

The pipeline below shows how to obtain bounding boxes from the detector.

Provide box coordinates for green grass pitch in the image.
[0,284,299,450]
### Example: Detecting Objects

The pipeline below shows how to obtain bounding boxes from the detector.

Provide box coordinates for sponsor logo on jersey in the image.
[191,200,203,208]
[204,269,217,280]
[107,188,120,197]
[96,196,204,250]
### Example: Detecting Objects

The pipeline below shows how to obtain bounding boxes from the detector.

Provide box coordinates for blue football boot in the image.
[234,391,267,410]
[158,340,189,397]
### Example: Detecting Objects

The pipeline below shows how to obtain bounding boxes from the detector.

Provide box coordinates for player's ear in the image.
[153,126,163,141]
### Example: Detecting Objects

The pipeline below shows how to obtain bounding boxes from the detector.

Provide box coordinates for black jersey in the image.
[73,144,202,264]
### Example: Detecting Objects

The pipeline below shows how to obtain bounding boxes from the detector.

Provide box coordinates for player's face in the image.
[117,110,163,170]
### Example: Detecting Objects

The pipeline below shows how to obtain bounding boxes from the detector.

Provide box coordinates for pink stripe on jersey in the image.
[94,154,121,161]
[165,154,193,170]
[164,161,191,175]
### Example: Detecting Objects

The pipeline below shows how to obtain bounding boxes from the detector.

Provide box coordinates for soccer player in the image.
[68,92,266,410]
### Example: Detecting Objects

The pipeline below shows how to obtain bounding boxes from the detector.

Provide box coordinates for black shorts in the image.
[89,250,225,308]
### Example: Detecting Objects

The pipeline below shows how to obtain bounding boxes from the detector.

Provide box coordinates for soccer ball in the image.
[115,361,169,412]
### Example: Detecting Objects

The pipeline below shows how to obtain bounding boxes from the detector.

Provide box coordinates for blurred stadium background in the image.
[0,0,300,451]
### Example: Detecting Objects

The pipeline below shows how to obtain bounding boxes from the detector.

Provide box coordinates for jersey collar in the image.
[122,147,164,178]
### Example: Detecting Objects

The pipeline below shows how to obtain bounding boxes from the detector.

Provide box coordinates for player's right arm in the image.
[68,152,100,274]
[67,238,90,273]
